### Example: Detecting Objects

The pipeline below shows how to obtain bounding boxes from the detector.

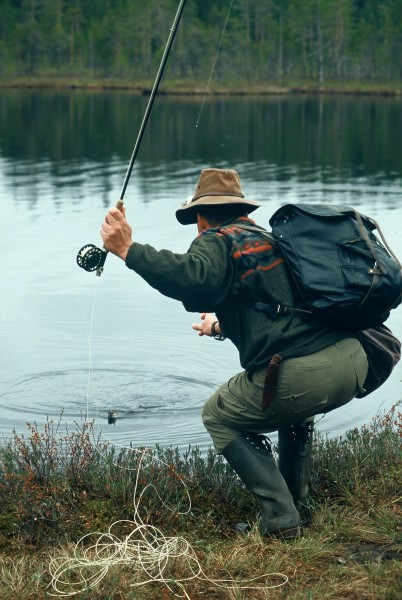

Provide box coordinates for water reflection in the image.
[1,91,401,208]
[0,90,401,450]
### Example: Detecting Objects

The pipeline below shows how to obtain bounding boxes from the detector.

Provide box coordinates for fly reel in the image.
[76,244,107,273]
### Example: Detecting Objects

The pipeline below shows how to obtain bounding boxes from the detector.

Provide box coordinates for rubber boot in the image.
[222,433,301,539]
[278,417,314,519]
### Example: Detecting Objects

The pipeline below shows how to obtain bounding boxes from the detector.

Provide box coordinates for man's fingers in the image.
[192,323,205,336]
[109,207,124,220]
[105,208,124,225]
[105,213,116,225]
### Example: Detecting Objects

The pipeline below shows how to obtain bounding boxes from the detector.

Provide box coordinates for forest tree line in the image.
[0,0,401,85]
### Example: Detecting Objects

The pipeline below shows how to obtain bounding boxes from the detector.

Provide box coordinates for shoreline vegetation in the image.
[0,404,400,599]
[2,1,402,102]
[1,77,402,96]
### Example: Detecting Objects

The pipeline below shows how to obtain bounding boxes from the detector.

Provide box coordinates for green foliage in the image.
[0,0,401,83]
[0,405,400,548]
[309,404,402,507]
[0,415,254,545]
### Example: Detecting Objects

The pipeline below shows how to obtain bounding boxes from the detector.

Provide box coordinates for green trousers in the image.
[202,338,368,454]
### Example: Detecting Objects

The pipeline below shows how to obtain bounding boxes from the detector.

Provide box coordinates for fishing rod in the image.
[77,0,188,276]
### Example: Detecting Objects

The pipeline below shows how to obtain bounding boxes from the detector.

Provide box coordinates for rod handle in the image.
[116,199,124,212]
[103,198,125,249]
[96,199,125,276]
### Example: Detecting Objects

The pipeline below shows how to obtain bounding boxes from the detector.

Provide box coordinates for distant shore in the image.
[1,77,401,96]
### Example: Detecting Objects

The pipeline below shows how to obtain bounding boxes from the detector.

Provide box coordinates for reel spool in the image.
[76,244,107,273]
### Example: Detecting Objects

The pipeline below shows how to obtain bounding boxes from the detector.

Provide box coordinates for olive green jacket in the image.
[125,217,349,371]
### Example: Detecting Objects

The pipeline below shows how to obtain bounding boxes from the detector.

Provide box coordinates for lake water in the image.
[0,90,401,452]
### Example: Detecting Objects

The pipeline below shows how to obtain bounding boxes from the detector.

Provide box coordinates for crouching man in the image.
[101,168,368,539]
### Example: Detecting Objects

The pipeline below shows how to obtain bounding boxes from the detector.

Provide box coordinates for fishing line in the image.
[74,278,99,422]
[85,279,99,421]
[195,0,235,130]
[184,0,235,163]
[48,444,289,597]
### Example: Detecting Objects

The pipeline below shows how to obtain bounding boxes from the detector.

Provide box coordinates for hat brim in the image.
[175,195,261,225]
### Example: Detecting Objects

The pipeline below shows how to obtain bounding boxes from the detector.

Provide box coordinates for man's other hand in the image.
[192,313,216,337]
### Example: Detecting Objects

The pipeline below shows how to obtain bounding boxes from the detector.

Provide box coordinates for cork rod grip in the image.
[97,199,125,277]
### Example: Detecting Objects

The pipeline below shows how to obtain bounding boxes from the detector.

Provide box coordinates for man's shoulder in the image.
[189,229,231,252]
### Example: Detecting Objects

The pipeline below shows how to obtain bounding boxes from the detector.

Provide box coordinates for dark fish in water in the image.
[108,411,117,425]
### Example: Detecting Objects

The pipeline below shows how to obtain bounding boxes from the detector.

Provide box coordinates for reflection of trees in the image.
[0,91,401,206]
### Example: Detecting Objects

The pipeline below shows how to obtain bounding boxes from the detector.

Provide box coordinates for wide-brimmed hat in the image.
[175,168,261,225]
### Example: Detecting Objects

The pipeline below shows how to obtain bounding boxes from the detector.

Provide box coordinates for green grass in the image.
[0,404,400,598]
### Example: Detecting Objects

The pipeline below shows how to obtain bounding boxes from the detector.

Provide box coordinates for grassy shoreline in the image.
[1,77,402,96]
[0,406,400,598]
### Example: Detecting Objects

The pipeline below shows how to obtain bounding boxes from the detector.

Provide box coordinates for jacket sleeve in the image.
[124,234,233,312]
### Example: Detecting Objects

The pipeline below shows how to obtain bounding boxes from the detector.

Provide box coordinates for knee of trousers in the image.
[202,394,239,455]
[202,393,217,425]
[202,393,224,436]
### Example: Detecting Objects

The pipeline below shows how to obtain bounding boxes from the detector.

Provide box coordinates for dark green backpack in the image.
[238,204,402,331]
[268,204,402,331]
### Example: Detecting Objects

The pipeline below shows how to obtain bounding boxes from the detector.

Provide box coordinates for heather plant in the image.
[309,403,401,507]
[0,415,109,542]
[0,403,400,548]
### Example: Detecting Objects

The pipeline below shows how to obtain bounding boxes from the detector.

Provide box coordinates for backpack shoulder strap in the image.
[231,222,311,318]
[231,222,275,244]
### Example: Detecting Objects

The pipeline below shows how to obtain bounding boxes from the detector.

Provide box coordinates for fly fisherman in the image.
[100,168,369,540]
